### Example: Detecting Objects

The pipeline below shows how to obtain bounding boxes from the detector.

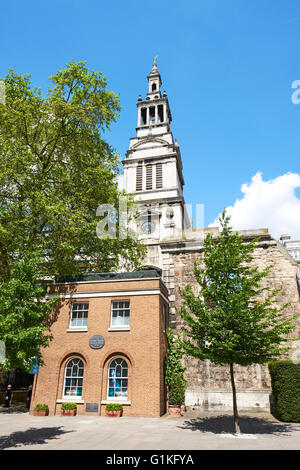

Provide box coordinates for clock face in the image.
[141,221,156,235]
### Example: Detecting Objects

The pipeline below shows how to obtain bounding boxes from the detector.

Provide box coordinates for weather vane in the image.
[153,55,158,67]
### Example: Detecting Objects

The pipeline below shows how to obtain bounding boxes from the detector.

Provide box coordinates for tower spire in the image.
[147,57,162,98]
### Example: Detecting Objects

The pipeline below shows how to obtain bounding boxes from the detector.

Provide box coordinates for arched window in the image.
[152,83,157,91]
[63,358,84,398]
[107,358,128,399]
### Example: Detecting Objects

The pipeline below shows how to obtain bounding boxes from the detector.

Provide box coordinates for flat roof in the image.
[55,269,162,284]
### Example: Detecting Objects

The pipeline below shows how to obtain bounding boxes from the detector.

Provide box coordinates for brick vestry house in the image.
[30,270,169,416]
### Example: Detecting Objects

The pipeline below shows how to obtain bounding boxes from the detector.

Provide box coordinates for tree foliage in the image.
[0,61,145,281]
[0,61,145,370]
[0,252,59,372]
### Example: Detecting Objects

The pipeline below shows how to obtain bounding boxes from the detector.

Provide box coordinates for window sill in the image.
[66,328,88,332]
[57,399,84,404]
[101,400,131,405]
[108,327,130,332]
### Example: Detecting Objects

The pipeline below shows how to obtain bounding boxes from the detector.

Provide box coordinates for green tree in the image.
[0,252,59,372]
[178,211,298,433]
[0,61,145,370]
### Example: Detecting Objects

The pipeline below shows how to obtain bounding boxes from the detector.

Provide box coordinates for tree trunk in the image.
[229,363,240,434]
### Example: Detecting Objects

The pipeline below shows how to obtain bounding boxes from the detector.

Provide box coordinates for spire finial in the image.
[153,55,158,68]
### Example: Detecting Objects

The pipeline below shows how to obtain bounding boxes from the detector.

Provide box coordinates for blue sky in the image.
[1,0,300,238]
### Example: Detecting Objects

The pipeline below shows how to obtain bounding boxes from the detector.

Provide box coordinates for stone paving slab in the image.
[0,408,300,450]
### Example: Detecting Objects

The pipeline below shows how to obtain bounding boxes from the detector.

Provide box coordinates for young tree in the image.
[178,211,298,434]
[0,61,145,370]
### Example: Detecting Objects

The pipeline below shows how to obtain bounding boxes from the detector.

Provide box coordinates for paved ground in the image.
[0,407,300,450]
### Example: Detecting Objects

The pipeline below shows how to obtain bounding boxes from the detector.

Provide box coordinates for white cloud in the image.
[210,172,300,240]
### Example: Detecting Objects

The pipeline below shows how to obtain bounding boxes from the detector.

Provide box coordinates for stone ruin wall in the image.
[161,239,300,398]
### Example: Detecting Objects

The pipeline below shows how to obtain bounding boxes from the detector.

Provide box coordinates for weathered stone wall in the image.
[158,232,300,410]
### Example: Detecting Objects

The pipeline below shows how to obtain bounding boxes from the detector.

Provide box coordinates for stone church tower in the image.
[123,61,300,411]
[122,59,191,269]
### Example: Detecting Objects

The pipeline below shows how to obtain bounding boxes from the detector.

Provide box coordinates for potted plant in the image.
[168,373,186,417]
[61,402,77,416]
[105,403,123,417]
[33,403,49,416]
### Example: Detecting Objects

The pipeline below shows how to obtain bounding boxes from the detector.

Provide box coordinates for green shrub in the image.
[105,403,123,412]
[34,403,49,411]
[165,328,187,407]
[268,360,300,422]
[61,402,77,410]
[165,328,186,388]
[168,373,186,406]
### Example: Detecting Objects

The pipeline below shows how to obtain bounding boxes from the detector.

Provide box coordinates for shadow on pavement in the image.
[178,415,300,436]
[0,406,28,414]
[0,426,74,449]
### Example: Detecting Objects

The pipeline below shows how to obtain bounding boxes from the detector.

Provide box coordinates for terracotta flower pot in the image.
[168,405,181,417]
[105,410,123,417]
[34,409,49,416]
[61,409,77,416]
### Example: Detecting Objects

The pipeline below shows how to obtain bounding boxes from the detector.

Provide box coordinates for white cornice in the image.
[48,289,170,305]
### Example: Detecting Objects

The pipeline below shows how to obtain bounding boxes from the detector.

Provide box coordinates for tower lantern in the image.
[136,58,171,129]
[147,56,162,98]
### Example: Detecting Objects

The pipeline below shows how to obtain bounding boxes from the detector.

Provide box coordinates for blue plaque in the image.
[89,335,105,349]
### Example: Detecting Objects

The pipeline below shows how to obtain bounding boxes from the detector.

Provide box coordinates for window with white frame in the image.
[110,301,130,328]
[63,358,84,398]
[69,303,89,329]
[107,358,128,399]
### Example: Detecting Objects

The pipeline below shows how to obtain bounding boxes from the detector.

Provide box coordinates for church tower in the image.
[122,58,191,259]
